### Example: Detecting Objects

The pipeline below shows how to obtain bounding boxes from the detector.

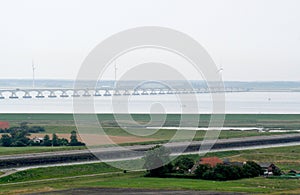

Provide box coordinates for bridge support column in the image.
[23,91,32,99]
[48,91,57,98]
[94,90,101,96]
[132,90,140,95]
[60,91,69,98]
[158,89,165,95]
[141,90,149,95]
[167,90,173,94]
[123,90,130,96]
[103,90,111,96]
[9,91,19,99]
[113,90,121,96]
[150,90,157,95]
[71,90,80,97]
[82,90,91,97]
[36,91,45,98]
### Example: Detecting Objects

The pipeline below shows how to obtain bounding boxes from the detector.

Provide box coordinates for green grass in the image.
[85,173,300,194]
[1,114,300,129]
[0,113,299,156]
[1,171,300,194]
[0,146,85,156]
[0,163,120,183]
[2,145,300,194]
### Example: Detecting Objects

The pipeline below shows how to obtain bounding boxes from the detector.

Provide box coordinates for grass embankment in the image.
[1,145,300,194]
[0,146,86,156]
[0,163,120,183]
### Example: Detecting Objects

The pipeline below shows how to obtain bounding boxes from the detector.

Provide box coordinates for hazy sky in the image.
[0,0,299,81]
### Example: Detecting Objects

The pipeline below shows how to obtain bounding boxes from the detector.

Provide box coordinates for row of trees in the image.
[0,122,45,133]
[194,161,261,180]
[0,127,85,147]
[143,145,263,181]
[31,131,84,147]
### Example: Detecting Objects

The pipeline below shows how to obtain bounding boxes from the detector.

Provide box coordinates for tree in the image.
[58,138,69,146]
[9,128,30,146]
[242,161,261,178]
[213,164,243,180]
[70,130,79,146]
[43,135,52,146]
[19,122,29,131]
[143,145,173,177]
[174,156,194,173]
[69,130,85,146]
[52,133,59,146]
[0,134,12,146]
[273,167,282,176]
[194,164,212,178]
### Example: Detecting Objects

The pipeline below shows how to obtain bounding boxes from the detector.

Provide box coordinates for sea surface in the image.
[0,92,300,114]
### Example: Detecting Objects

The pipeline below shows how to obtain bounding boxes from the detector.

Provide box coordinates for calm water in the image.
[0,92,300,114]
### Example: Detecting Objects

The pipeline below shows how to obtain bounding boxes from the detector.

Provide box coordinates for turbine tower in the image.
[32,60,36,88]
[114,60,117,89]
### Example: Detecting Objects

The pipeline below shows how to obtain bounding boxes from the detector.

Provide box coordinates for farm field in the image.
[1,114,300,129]
[1,145,300,194]
[0,114,300,155]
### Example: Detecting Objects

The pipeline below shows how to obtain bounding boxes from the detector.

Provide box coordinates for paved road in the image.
[1,134,300,171]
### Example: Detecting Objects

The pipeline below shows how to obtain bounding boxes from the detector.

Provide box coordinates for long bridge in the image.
[0,87,248,99]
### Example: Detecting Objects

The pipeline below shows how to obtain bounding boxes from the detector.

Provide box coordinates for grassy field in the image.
[0,146,86,156]
[2,172,300,195]
[0,163,120,183]
[1,113,300,129]
[0,114,300,156]
[1,145,300,194]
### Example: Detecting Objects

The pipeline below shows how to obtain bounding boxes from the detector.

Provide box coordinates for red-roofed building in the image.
[199,157,223,167]
[0,121,10,129]
[191,156,223,173]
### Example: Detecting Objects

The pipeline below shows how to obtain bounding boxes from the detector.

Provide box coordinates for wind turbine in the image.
[217,66,224,79]
[32,60,36,88]
[216,54,224,80]
[114,60,117,89]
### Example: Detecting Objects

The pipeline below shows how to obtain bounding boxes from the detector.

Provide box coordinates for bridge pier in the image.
[167,90,174,94]
[82,90,91,97]
[123,90,130,96]
[0,92,4,99]
[71,90,80,97]
[132,90,140,95]
[113,90,121,96]
[60,91,69,98]
[150,90,157,95]
[48,91,57,98]
[94,90,101,96]
[9,91,18,99]
[158,89,165,95]
[36,91,45,98]
[103,90,111,96]
[141,90,149,95]
[23,91,32,99]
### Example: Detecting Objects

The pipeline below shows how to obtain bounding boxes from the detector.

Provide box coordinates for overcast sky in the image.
[0,0,299,81]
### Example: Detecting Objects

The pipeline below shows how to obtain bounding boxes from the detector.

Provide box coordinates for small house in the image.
[259,163,280,176]
[32,137,44,144]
